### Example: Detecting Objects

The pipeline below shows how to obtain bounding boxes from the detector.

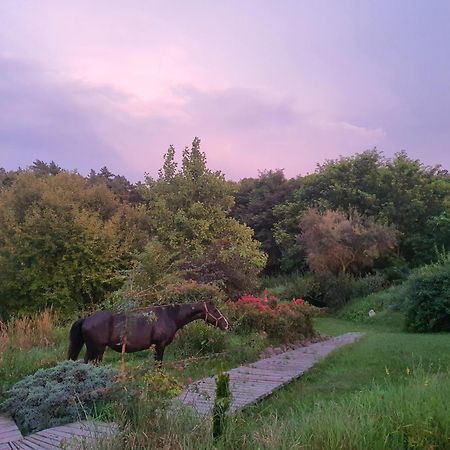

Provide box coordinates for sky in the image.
[1,1,449,181]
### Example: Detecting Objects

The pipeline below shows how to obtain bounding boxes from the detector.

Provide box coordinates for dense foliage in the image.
[300,208,398,275]
[268,150,450,272]
[135,138,267,300]
[225,293,316,340]
[231,170,298,273]
[405,258,450,332]
[2,143,450,336]
[1,361,118,433]
[0,172,150,314]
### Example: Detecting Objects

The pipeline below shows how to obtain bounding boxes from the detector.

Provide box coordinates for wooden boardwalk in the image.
[176,332,363,416]
[0,416,118,450]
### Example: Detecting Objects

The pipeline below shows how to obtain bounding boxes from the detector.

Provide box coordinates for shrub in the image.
[139,369,183,401]
[316,273,354,309]
[350,273,387,299]
[158,280,225,305]
[274,274,320,304]
[225,293,315,341]
[212,372,231,441]
[405,260,450,332]
[173,320,228,357]
[1,360,118,433]
[263,273,353,309]
[340,283,409,322]
[181,240,262,299]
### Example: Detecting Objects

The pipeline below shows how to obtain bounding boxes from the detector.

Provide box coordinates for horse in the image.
[67,301,229,364]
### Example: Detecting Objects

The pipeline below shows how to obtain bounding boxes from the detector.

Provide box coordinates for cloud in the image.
[0,56,127,173]
[0,55,400,182]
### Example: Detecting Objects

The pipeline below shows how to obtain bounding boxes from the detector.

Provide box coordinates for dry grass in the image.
[0,322,9,363]
[1,310,57,352]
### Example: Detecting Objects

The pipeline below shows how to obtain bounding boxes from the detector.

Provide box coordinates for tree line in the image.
[1,141,449,315]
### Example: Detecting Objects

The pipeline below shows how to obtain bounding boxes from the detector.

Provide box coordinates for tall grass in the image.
[222,371,450,450]
[2,310,57,351]
[0,310,64,400]
[0,322,9,363]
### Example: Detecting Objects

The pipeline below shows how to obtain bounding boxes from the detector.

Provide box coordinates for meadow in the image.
[1,304,449,449]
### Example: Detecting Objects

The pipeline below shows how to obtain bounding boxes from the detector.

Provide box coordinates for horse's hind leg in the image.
[84,341,106,364]
[154,343,165,366]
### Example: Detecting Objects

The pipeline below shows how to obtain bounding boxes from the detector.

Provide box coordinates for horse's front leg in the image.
[154,343,165,367]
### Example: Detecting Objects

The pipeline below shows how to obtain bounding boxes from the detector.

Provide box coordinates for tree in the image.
[141,138,267,296]
[231,170,298,273]
[86,166,143,205]
[300,209,398,275]
[30,160,63,177]
[0,172,151,314]
[273,150,450,271]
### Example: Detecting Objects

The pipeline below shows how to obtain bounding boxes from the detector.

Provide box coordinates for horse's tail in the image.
[67,318,85,360]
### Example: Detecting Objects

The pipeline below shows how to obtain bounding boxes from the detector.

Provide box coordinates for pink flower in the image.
[187,377,193,383]
[294,298,305,304]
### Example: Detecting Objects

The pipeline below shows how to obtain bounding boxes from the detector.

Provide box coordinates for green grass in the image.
[204,316,450,449]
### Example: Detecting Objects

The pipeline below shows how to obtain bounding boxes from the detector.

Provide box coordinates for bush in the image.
[350,274,387,299]
[340,283,409,322]
[262,273,353,309]
[181,241,262,299]
[405,260,450,332]
[1,360,118,433]
[173,320,228,357]
[225,294,315,341]
[160,280,225,304]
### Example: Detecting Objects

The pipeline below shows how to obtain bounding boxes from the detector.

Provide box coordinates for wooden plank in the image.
[9,441,40,450]
[27,431,64,445]
[20,436,59,450]
[0,415,22,445]
[28,433,61,447]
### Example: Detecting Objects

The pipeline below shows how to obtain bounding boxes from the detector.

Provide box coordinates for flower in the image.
[187,377,193,383]
[294,298,305,304]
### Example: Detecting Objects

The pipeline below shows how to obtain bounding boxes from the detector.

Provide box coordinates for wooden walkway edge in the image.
[0,418,118,450]
[175,332,364,416]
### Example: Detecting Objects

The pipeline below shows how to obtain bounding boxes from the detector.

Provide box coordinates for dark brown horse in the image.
[67,301,229,363]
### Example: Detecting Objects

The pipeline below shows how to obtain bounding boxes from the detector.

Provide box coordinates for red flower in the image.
[294,298,305,304]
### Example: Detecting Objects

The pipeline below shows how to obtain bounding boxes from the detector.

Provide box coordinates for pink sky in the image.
[1,1,449,180]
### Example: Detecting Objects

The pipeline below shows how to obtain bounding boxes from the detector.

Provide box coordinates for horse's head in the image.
[203,301,230,331]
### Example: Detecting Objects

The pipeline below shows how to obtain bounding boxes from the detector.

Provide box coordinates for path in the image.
[0,415,117,450]
[176,332,363,416]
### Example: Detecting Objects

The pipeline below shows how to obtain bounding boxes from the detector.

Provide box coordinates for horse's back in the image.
[82,311,115,346]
